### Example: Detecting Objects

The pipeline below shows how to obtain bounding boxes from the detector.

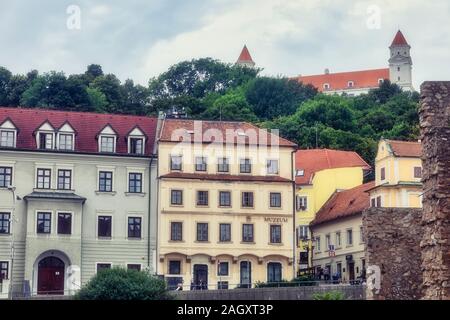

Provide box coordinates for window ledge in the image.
[125,192,146,197]
[194,241,210,244]
[168,240,185,243]
[127,237,143,240]
[269,207,283,210]
[95,191,117,196]
[217,241,233,244]
[268,242,283,246]
[97,237,112,240]
[240,241,255,244]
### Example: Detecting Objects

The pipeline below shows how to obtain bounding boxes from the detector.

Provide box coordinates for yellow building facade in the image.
[294,149,370,271]
[369,139,422,208]
[157,119,297,290]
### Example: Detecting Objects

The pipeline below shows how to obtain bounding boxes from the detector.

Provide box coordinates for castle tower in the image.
[389,30,413,91]
[236,45,255,68]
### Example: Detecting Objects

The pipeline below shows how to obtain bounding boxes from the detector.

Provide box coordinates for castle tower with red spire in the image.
[236,45,255,68]
[389,30,413,91]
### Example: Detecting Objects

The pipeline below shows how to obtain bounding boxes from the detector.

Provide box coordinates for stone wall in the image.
[362,207,423,300]
[174,285,365,300]
[419,81,450,300]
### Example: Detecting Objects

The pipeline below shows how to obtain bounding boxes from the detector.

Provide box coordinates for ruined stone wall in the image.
[419,81,450,300]
[362,207,423,300]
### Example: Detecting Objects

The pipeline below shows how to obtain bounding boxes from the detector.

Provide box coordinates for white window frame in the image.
[99,135,117,153]
[35,166,53,190]
[0,129,16,148]
[346,228,353,246]
[266,159,279,175]
[57,133,75,151]
[126,214,144,240]
[95,262,113,274]
[56,211,74,236]
[96,213,113,239]
[128,136,145,155]
[37,131,55,150]
[335,231,341,248]
[96,166,116,193]
[56,166,74,191]
[296,195,308,211]
[35,210,54,235]
[126,168,145,194]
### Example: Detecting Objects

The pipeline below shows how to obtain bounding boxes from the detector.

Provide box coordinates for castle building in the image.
[293,30,414,95]
[236,45,256,68]
[0,107,158,297]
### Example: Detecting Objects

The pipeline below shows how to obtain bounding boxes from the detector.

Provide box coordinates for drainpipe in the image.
[148,156,155,272]
[291,148,297,278]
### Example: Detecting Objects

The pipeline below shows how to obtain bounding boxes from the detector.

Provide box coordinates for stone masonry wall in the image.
[419,81,450,300]
[363,207,423,300]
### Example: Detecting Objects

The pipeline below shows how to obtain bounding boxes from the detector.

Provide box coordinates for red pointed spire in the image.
[391,30,409,46]
[236,45,254,64]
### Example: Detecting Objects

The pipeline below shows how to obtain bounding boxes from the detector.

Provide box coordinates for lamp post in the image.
[7,186,17,300]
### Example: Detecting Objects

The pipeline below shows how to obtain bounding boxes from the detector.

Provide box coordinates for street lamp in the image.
[7,186,20,300]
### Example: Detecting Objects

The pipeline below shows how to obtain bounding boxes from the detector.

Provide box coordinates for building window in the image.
[0,213,10,234]
[128,173,142,193]
[57,169,72,190]
[171,190,183,205]
[196,223,208,242]
[239,159,251,173]
[36,168,51,189]
[347,81,354,88]
[37,212,51,234]
[378,78,384,84]
[297,225,308,242]
[219,223,231,242]
[98,216,112,238]
[169,260,181,274]
[296,196,307,211]
[270,225,282,244]
[218,281,229,289]
[128,217,142,239]
[270,192,282,208]
[219,191,231,207]
[0,261,9,282]
[170,155,182,171]
[397,66,400,71]
[129,137,144,155]
[0,130,15,147]
[195,156,207,172]
[336,231,341,247]
[398,76,401,81]
[325,234,331,250]
[196,191,209,206]
[241,192,254,208]
[316,236,321,252]
[99,171,113,192]
[100,136,115,153]
[266,160,279,174]
[414,167,422,178]
[58,134,73,151]
[380,167,385,181]
[170,222,182,241]
[347,229,353,246]
[97,263,111,272]
[242,224,254,242]
[323,83,330,90]
[371,198,376,207]
[376,196,382,207]
[127,264,141,271]
[267,262,282,283]
[0,166,12,188]
[39,132,54,150]
[360,226,364,243]
[217,157,229,173]
[57,213,72,235]
[218,262,229,276]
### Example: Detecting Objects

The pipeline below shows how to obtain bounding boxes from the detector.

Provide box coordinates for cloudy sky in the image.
[0,0,449,89]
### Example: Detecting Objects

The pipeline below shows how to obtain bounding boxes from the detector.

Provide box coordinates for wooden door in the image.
[37,257,65,295]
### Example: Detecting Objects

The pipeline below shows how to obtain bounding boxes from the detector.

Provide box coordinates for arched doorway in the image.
[37,257,65,295]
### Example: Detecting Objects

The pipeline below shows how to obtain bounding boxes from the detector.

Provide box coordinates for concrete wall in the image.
[362,207,423,300]
[174,284,365,300]
[419,81,450,299]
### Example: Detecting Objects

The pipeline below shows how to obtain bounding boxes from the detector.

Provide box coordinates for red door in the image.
[37,257,65,295]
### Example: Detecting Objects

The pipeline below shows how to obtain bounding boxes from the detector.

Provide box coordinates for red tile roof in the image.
[387,140,421,157]
[310,181,374,227]
[160,172,292,183]
[159,119,297,147]
[236,45,254,63]
[390,30,409,47]
[295,149,370,185]
[295,68,389,92]
[0,107,157,156]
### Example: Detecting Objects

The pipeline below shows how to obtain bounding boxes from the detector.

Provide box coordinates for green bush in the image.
[312,291,345,300]
[254,275,317,288]
[75,267,173,300]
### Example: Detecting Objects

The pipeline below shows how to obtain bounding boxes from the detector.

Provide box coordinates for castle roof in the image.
[236,45,254,64]
[390,30,409,47]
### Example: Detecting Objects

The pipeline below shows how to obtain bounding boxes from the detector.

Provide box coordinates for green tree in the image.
[85,64,104,82]
[245,77,317,120]
[90,74,124,113]
[75,267,173,300]
[0,66,12,105]
[122,79,150,115]
[367,79,402,104]
[201,89,258,122]
[86,87,108,113]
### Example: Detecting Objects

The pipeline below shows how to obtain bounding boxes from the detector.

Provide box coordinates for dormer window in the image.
[378,78,384,85]
[57,122,75,151]
[0,119,17,148]
[323,83,330,90]
[98,125,117,153]
[127,127,146,155]
[36,121,55,150]
[347,81,354,88]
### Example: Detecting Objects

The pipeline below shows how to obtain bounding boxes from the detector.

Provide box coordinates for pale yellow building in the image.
[157,119,297,290]
[294,149,370,270]
[310,182,374,283]
[368,139,422,208]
